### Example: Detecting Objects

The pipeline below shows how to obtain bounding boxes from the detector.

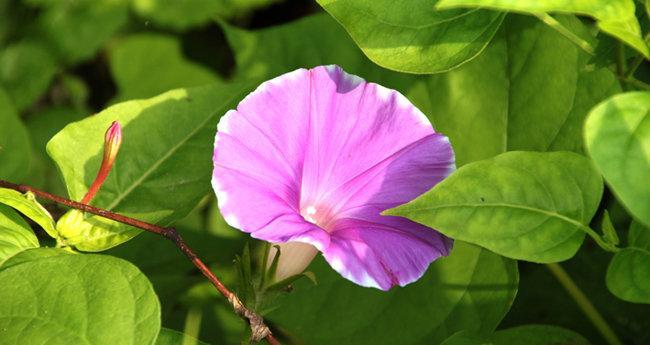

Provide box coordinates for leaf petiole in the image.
[546,263,623,345]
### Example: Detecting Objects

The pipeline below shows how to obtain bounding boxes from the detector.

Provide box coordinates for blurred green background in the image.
[0,0,648,344]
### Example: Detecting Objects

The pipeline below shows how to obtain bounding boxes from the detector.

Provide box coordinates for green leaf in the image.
[437,0,650,58]
[155,328,210,345]
[607,221,650,303]
[584,91,650,227]
[109,33,221,102]
[629,219,650,250]
[55,209,158,251]
[0,88,31,181]
[0,1,11,45]
[490,325,589,344]
[26,0,129,64]
[0,247,67,269]
[439,330,485,345]
[0,188,57,239]
[133,0,278,30]
[315,0,505,74]
[47,82,251,251]
[223,14,416,92]
[387,151,603,263]
[0,41,57,110]
[269,242,518,345]
[0,204,39,266]
[441,325,589,345]
[607,248,650,303]
[24,107,86,193]
[0,249,161,344]
[406,14,619,166]
[105,228,243,321]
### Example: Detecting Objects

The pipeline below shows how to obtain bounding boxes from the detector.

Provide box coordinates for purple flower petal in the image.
[324,216,452,290]
[213,65,455,290]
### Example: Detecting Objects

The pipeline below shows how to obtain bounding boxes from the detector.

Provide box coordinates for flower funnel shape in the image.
[212,66,455,290]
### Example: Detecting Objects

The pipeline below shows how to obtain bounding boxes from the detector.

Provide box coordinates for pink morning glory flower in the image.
[212,65,455,290]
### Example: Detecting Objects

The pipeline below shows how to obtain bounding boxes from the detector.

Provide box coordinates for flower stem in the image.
[546,263,623,345]
[0,179,280,345]
[183,307,203,345]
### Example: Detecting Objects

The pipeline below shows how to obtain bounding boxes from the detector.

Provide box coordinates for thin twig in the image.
[0,179,280,345]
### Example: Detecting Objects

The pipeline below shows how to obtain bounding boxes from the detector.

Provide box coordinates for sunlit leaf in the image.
[0,188,57,240]
[584,91,650,227]
[406,15,619,166]
[437,0,650,58]
[315,0,505,74]
[0,204,39,266]
[47,82,251,251]
[0,248,161,344]
[388,151,603,263]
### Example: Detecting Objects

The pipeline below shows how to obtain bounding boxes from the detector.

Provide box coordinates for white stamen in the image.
[304,205,317,223]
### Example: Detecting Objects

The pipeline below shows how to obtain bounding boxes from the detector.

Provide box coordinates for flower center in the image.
[300,203,337,231]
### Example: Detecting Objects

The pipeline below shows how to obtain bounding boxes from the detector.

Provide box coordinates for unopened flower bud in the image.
[268,241,318,282]
[104,120,122,164]
[81,121,122,204]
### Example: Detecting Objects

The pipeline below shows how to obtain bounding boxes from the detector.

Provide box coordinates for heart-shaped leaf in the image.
[585,91,650,227]
[316,0,505,74]
[388,151,603,263]
[607,221,650,303]
[47,82,251,251]
[437,0,649,58]
[0,249,161,344]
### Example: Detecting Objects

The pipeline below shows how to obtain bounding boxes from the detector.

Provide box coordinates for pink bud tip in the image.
[106,121,122,142]
[104,121,122,161]
[81,121,123,204]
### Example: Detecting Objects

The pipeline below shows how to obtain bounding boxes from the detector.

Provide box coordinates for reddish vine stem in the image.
[0,179,280,345]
